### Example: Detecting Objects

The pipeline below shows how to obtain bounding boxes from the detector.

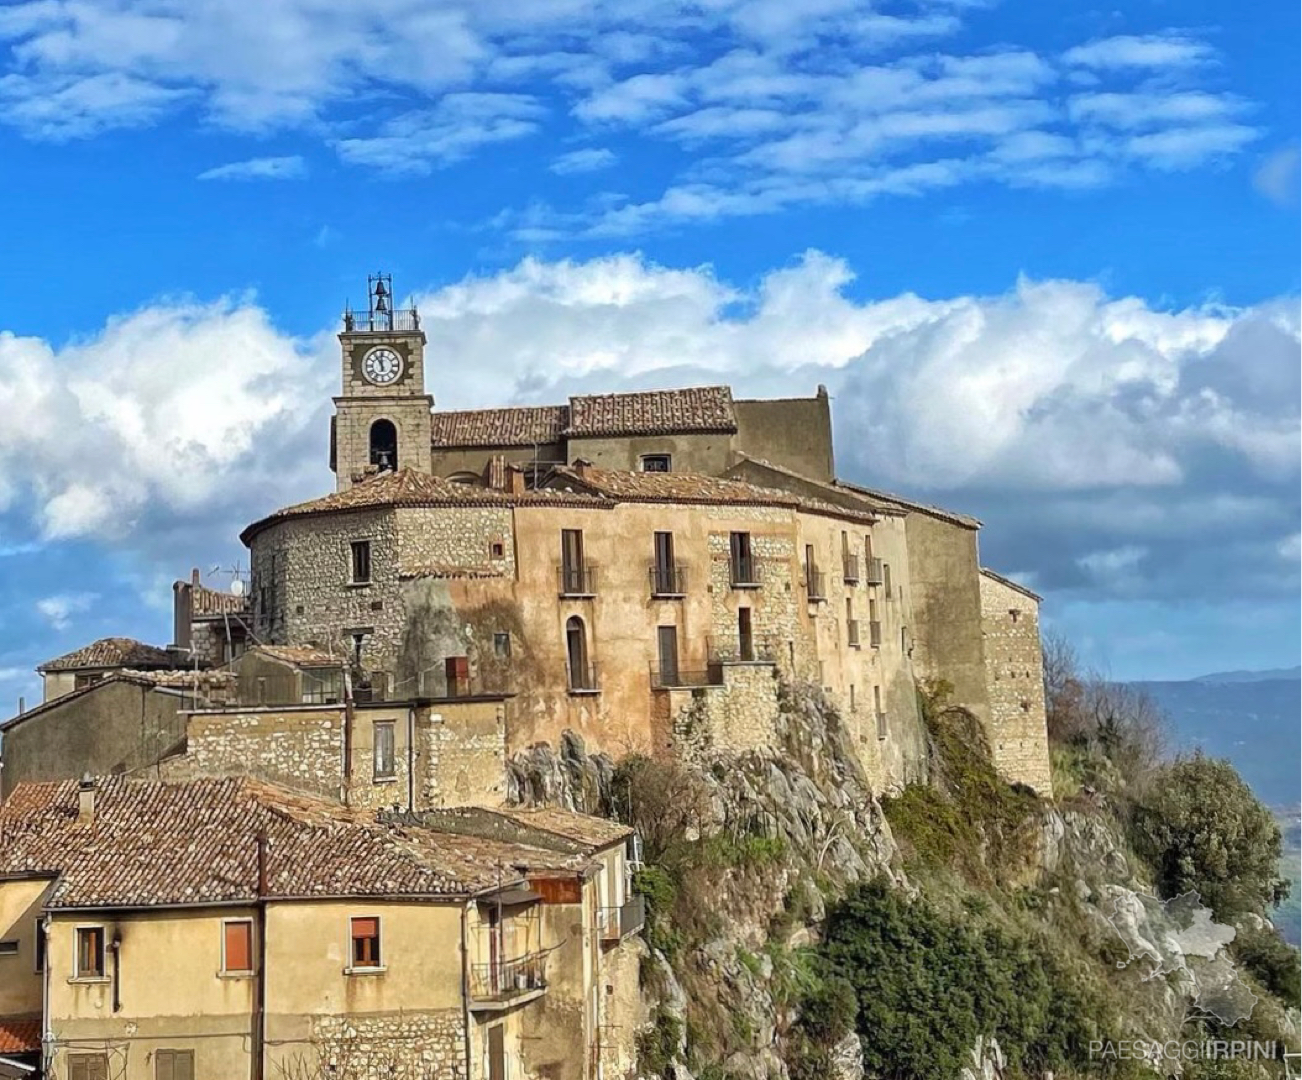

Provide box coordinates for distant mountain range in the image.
[1127,666,1300,943]
[1129,667,1300,809]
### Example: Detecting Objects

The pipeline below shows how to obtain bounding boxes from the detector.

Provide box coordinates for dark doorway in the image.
[657,625,679,686]
[487,1025,506,1080]
[369,419,398,470]
[653,531,676,594]
[566,616,590,689]
[738,608,754,661]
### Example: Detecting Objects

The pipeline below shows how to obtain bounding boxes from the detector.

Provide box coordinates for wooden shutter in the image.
[351,917,380,966]
[224,921,252,973]
[71,1056,108,1080]
[156,1050,174,1080]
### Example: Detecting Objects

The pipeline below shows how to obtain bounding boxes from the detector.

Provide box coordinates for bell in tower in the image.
[333,271,433,490]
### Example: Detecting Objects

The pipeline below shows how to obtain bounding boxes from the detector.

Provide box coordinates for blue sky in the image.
[0,0,1298,705]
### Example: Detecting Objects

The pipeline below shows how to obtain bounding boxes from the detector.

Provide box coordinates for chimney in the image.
[191,567,201,587]
[78,773,95,825]
[505,464,526,495]
[573,458,592,480]
[484,454,507,491]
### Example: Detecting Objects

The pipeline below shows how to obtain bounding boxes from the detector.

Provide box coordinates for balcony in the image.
[806,569,827,602]
[708,636,778,665]
[847,619,861,648]
[843,554,860,583]
[649,564,687,598]
[729,557,761,588]
[342,308,421,333]
[649,666,723,690]
[558,563,598,598]
[868,620,882,648]
[600,894,646,943]
[568,662,600,694]
[469,953,548,1009]
[864,556,885,586]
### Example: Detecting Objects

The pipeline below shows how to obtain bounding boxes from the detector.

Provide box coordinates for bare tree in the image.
[611,754,712,865]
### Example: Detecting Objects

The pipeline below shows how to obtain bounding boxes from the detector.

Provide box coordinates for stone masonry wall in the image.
[423,703,508,807]
[166,708,346,799]
[979,572,1052,796]
[670,663,783,759]
[395,506,515,579]
[292,1009,467,1080]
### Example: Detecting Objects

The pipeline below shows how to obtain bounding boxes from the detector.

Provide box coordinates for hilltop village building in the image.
[0,276,1052,1080]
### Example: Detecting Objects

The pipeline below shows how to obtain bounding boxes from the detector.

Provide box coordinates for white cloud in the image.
[36,592,98,630]
[1063,33,1215,70]
[335,93,544,173]
[1,255,1295,608]
[197,155,306,181]
[549,147,617,174]
[1254,144,1301,206]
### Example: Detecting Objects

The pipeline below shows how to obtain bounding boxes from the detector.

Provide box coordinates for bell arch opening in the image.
[369,419,398,471]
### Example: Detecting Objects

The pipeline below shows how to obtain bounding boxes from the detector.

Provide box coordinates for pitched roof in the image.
[240,469,608,544]
[546,465,879,525]
[496,806,632,849]
[980,567,1042,603]
[430,405,568,448]
[566,385,735,437]
[0,777,574,908]
[0,1016,41,1055]
[187,580,251,618]
[38,637,176,673]
[251,645,344,668]
[724,456,905,518]
[832,479,982,530]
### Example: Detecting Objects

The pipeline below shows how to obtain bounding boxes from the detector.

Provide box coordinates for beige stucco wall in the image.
[980,573,1053,796]
[733,392,834,482]
[1,681,190,800]
[431,442,567,482]
[566,431,737,475]
[42,670,76,702]
[0,877,50,1018]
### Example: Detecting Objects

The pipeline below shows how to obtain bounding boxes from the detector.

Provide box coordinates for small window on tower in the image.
[490,541,505,558]
[350,540,372,584]
[640,454,671,472]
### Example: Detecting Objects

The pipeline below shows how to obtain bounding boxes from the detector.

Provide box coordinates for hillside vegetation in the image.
[604,642,1300,1080]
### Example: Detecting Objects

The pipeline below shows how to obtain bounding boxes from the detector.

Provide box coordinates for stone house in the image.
[35,639,181,704]
[0,774,641,1080]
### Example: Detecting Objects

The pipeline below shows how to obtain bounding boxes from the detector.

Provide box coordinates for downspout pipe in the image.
[460,903,474,1079]
[253,833,268,1080]
[407,705,416,812]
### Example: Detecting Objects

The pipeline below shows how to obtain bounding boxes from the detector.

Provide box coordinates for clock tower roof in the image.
[340,272,424,340]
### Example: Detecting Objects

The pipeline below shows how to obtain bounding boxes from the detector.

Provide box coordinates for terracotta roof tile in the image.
[980,567,1042,602]
[832,479,982,530]
[566,386,735,437]
[38,638,176,673]
[0,777,570,907]
[496,806,632,849]
[188,581,251,618]
[0,1016,41,1055]
[252,645,345,667]
[547,465,879,524]
[430,405,568,448]
[241,469,609,544]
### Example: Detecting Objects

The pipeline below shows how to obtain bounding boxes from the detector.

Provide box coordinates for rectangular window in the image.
[351,916,382,968]
[652,532,678,594]
[730,532,755,585]
[864,534,873,560]
[34,920,44,973]
[223,920,253,975]
[76,926,104,978]
[560,529,586,594]
[0,939,17,956]
[738,608,754,662]
[69,1055,108,1080]
[155,1049,195,1080]
[373,721,396,780]
[350,539,372,584]
[494,632,511,657]
[640,454,671,472]
[883,562,892,595]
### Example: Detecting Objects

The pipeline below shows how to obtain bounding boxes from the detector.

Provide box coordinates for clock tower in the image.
[331,273,433,491]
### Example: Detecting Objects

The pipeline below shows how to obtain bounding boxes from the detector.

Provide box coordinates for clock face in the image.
[362,346,404,386]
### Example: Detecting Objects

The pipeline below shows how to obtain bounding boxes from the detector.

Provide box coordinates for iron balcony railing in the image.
[864,556,885,585]
[600,895,646,942]
[649,666,724,690]
[868,620,883,648]
[806,569,827,602]
[469,953,548,1003]
[843,554,860,583]
[342,308,421,333]
[649,563,688,597]
[558,563,598,597]
[730,557,760,587]
[847,619,861,648]
[568,662,600,693]
[707,636,778,665]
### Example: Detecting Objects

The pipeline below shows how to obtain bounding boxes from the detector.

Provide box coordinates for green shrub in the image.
[1130,753,1288,919]
[1231,922,1301,1007]
[636,1008,683,1079]
[814,877,1122,1079]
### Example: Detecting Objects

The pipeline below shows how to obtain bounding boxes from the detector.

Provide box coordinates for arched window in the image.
[369,419,398,471]
[566,616,592,690]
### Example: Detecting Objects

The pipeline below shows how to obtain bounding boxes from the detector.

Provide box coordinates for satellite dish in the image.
[231,578,245,597]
